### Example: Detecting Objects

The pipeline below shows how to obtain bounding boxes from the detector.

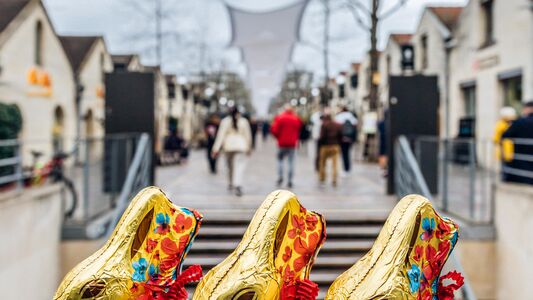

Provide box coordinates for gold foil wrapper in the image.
[326,194,459,300]
[54,186,203,300]
[193,190,326,300]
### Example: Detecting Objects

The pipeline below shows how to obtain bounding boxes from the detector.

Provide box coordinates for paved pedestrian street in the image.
[157,139,396,213]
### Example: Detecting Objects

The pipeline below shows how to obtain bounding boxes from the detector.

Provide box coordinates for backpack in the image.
[342,120,356,139]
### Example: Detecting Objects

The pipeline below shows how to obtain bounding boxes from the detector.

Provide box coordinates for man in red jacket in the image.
[271,104,302,188]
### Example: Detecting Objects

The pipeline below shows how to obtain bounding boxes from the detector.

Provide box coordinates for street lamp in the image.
[205,87,215,97]
[299,97,308,105]
[311,88,320,97]
[290,98,298,106]
[219,97,228,106]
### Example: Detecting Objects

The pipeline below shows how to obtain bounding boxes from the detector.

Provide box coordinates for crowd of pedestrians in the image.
[201,104,361,196]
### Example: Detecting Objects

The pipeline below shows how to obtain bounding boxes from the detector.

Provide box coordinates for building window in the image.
[386,54,391,75]
[35,21,43,66]
[501,75,523,113]
[480,0,495,47]
[462,85,476,118]
[100,53,105,80]
[420,34,428,70]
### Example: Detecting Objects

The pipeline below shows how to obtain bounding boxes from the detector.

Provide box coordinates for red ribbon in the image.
[281,279,319,300]
[170,265,203,300]
[438,271,464,300]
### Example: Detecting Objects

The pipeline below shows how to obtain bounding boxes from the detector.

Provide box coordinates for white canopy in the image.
[226,1,309,116]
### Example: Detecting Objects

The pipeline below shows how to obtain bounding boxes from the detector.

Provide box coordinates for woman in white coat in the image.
[211,108,252,196]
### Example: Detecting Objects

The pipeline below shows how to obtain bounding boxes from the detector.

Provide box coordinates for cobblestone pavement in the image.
[156,139,396,213]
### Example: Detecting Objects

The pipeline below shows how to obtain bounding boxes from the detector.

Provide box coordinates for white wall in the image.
[378,38,404,107]
[412,10,449,136]
[0,185,63,300]
[0,3,76,161]
[494,183,533,300]
[78,39,113,140]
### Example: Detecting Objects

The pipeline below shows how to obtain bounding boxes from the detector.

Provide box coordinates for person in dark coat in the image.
[205,114,220,174]
[501,101,533,185]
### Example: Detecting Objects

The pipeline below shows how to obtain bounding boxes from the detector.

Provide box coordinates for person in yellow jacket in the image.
[493,106,517,161]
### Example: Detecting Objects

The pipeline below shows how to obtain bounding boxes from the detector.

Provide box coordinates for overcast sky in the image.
[43,0,467,79]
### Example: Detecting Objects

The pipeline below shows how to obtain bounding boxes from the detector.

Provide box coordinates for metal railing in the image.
[103,133,152,238]
[395,135,477,300]
[0,139,22,188]
[411,136,496,224]
[501,138,533,184]
[0,133,153,239]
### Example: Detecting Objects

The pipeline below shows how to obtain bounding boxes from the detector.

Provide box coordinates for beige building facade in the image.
[60,36,114,141]
[448,0,533,141]
[0,0,76,159]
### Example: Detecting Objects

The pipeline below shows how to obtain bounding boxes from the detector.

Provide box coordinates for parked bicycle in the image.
[23,149,78,218]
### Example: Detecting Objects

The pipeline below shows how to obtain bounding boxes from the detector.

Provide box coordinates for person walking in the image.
[310,108,324,172]
[271,105,302,188]
[212,108,253,196]
[204,114,221,174]
[335,106,358,175]
[261,120,270,142]
[502,101,533,185]
[319,113,342,186]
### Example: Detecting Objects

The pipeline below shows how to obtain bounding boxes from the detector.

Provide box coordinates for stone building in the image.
[59,36,113,141]
[448,0,533,141]
[0,0,76,159]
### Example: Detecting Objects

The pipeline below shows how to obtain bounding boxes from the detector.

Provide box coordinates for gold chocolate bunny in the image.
[326,195,463,300]
[193,190,326,300]
[54,187,203,300]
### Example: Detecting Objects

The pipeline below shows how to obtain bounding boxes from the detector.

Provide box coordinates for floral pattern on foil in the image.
[276,206,326,300]
[129,207,203,300]
[408,214,464,300]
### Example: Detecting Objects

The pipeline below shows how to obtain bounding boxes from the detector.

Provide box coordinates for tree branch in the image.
[379,0,408,20]
[345,2,371,31]
[344,0,371,15]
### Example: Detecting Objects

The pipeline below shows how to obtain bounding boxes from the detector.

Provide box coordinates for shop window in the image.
[462,85,476,118]
[501,75,523,113]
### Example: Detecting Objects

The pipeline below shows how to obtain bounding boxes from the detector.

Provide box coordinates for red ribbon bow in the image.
[169,265,203,300]
[281,278,320,300]
[438,271,464,300]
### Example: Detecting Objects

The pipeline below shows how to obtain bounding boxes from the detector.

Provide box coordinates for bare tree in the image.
[345,0,408,111]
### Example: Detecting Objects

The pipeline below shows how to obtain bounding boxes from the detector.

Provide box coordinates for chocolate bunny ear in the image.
[326,195,461,300]
[54,187,203,300]
[193,190,326,300]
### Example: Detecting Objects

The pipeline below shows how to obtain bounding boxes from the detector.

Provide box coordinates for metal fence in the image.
[0,133,152,239]
[412,136,495,224]
[395,135,477,300]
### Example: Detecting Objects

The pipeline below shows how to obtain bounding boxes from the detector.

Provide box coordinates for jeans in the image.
[319,145,340,184]
[340,142,352,172]
[277,148,296,183]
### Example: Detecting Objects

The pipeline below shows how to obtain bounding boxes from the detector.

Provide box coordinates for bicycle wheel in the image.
[62,178,78,218]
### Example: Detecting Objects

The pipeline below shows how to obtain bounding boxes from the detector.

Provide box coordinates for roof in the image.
[0,0,32,34]
[429,6,463,30]
[59,36,100,73]
[111,54,136,65]
[391,33,413,46]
